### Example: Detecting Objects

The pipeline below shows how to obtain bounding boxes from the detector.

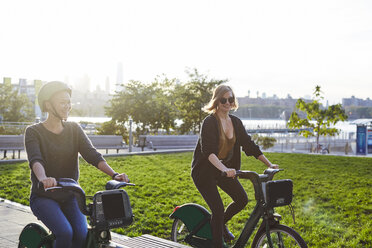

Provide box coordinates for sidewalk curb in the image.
[0,159,27,165]
[0,197,31,213]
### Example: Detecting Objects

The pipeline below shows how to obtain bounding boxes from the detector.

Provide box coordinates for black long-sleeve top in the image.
[24,122,105,196]
[191,114,262,183]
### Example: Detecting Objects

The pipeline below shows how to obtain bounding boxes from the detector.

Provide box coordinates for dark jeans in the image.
[193,176,248,248]
[30,195,88,248]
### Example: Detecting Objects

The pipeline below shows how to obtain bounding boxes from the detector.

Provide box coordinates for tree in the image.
[96,120,129,143]
[146,75,179,134]
[105,69,227,135]
[106,80,152,134]
[173,68,226,134]
[105,76,178,135]
[288,85,348,152]
[0,82,34,122]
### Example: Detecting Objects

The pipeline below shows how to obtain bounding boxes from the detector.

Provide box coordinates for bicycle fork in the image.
[254,210,282,248]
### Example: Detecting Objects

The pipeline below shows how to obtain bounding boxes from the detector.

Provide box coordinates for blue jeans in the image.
[30,195,88,248]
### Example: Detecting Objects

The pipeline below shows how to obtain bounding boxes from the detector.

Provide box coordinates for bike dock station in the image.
[353,119,372,155]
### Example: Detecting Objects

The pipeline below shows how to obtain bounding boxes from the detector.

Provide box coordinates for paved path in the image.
[0,198,189,248]
[0,199,38,247]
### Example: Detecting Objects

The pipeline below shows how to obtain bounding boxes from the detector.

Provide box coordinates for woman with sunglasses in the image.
[191,84,278,248]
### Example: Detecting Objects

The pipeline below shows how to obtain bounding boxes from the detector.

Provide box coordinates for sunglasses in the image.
[219,97,235,104]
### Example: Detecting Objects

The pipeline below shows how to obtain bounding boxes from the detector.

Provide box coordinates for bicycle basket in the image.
[91,189,133,230]
[265,179,293,207]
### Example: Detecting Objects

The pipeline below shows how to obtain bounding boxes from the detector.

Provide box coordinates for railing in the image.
[0,122,34,127]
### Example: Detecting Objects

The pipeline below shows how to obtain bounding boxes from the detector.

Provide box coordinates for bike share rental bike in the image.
[169,168,308,248]
[18,179,135,248]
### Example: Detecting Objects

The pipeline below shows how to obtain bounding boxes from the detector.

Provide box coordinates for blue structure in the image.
[356,126,367,155]
[353,119,372,155]
[368,129,372,154]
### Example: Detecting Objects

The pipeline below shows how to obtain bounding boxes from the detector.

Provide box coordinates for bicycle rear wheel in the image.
[171,218,213,248]
[171,218,190,244]
[251,224,307,248]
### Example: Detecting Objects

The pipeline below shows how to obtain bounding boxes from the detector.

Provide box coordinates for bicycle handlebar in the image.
[221,169,282,201]
[106,180,135,190]
[221,168,282,179]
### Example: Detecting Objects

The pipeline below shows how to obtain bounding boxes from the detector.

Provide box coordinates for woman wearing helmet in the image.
[24,81,129,248]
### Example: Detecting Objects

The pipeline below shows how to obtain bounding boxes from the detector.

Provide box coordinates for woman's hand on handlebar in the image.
[40,177,57,190]
[223,168,236,178]
[269,164,279,169]
[113,173,129,183]
[258,154,279,170]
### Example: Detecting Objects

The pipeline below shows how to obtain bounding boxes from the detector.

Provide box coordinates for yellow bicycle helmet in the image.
[37,81,72,113]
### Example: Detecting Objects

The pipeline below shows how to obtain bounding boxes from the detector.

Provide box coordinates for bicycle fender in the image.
[170,203,212,240]
[19,223,53,248]
[170,203,210,219]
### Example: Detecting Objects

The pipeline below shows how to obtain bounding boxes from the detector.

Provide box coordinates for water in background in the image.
[240,119,356,134]
[67,116,357,138]
[239,119,358,153]
[68,116,111,123]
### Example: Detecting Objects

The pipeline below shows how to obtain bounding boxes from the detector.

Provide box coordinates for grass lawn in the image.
[1,152,371,247]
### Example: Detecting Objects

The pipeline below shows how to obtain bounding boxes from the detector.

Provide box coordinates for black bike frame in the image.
[231,170,278,248]
[233,203,263,248]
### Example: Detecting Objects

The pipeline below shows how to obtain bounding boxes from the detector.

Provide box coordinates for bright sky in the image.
[1,0,371,104]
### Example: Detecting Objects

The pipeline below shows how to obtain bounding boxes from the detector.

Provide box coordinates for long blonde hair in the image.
[203,85,239,114]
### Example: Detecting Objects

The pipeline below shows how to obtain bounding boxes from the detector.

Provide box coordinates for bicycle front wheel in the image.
[251,224,307,248]
[171,218,190,244]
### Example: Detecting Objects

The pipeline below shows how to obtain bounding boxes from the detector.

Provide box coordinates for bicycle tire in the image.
[171,218,190,244]
[251,224,307,248]
[18,238,53,248]
[18,223,53,248]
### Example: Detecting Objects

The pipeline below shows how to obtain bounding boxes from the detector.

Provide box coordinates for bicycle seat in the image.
[57,178,85,195]
[57,178,90,215]
[58,178,79,187]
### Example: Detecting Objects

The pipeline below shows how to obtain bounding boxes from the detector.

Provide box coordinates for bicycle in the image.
[316,144,329,154]
[169,168,308,248]
[18,178,135,248]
